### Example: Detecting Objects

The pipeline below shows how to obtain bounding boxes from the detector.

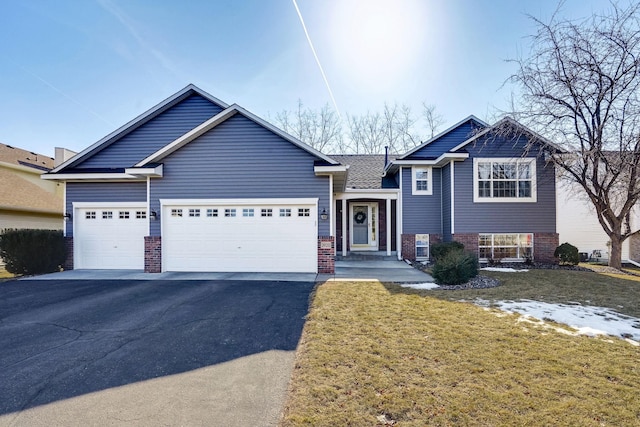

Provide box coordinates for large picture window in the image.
[478,233,533,261]
[473,158,536,202]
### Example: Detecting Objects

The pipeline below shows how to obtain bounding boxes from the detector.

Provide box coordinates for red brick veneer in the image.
[534,233,559,263]
[144,236,162,273]
[401,234,416,261]
[318,236,335,274]
[452,233,479,255]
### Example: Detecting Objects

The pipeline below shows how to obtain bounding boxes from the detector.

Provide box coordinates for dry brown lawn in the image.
[281,274,640,426]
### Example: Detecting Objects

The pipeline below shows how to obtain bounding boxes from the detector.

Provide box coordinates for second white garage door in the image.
[162,198,318,273]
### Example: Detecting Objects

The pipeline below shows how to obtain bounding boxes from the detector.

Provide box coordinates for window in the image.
[298,208,310,217]
[279,208,291,217]
[207,209,218,217]
[189,209,200,217]
[416,234,429,260]
[171,209,183,217]
[474,158,536,202]
[261,208,273,217]
[136,211,146,219]
[119,211,130,219]
[225,209,236,217]
[243,208,254,217]
[412,167,432,195]
[102,211,113,219]
[85,211,96,219]
[478,233,533,261]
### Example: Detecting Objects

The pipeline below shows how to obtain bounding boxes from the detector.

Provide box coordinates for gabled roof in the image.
[330,155,395,189]
[50,84,229,173]
[396,115,488,160]
[135,103,338,166]
[0,143,54,171]
[449,116,565,153]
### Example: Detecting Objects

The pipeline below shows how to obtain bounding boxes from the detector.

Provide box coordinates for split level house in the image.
[43,85,559,274]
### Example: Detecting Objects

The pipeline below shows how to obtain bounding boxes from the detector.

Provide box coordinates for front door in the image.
[350,203,378,251]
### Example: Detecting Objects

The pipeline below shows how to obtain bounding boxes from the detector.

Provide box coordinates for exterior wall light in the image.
[63,212,72,221]
[320,208,328,221]
[149,210,158,220]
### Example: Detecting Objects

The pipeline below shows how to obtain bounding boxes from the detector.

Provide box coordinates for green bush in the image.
[554,242,580,265]
[0,229,66,275]
[432,249,479,285]
[430,241,464,262]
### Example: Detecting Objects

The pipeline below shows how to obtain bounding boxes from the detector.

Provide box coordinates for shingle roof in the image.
[330,154,396,189]
[0,143,54,170]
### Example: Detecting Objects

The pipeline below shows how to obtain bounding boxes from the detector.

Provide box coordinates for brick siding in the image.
[318,236,335,274]
[452,233,479,255]
[144,236,162,273]
[401,234,416,261]
[534,232,559,263]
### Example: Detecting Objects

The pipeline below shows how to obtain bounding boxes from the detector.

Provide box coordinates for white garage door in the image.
[74,205,148,269]
[162,199,318,273]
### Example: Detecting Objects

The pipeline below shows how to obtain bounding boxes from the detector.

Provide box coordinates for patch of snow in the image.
[481,267,529,273]
[476,299,640,344]
[401,282,440,290]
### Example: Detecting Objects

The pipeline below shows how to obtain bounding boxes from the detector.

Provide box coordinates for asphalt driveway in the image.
[0,278,315,426]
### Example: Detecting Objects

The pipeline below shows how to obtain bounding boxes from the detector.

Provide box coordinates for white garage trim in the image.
[161,198,318,273]
[73,202,147,269]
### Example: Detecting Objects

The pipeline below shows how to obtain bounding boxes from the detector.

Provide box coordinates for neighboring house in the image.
[0,143,66,267]
[43,85,559,274]
[556,181,640,263]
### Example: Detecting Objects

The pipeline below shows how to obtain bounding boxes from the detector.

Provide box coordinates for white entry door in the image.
[350,203,378,251]
[162,198,318,273]
[74,204,147,269]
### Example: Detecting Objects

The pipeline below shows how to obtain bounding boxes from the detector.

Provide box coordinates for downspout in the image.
[397,167,403,261]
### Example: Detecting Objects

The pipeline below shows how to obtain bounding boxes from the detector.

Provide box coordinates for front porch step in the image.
[336,251,398,261]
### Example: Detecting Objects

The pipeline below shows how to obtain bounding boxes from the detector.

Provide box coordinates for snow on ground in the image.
[475,299,640,345]
[401,282,440,290]
[481,267,529,273]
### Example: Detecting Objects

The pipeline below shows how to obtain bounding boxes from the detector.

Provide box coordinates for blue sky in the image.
[0,0,614,156]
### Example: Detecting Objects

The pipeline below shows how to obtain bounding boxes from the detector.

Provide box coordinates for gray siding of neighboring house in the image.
[401,167,442,234]
[65,182,147,236]
[441,162,452,240]
[78,95,223,169]
[453,136,556,233]
[149,114,331,236]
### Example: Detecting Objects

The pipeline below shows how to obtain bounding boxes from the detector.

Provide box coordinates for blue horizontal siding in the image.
[442,163,452,240]
[405,119,484,159]
[65,182,147,236]
[453,135,556,233]
[78,95,223,169]
[401,166,442,234]
[149,114,330,236]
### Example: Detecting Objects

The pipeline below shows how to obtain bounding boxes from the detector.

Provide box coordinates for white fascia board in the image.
[233,105,339,165]
[51,84,230,173]
[390,153,469,167]
[159,198,319,207]
[396,115,488,160]
[124,164,163,177]
[41,173,142,181]
[73,201,146,208]
[335,189,398,200]
[135,107,239,166]
[314,165,348,174]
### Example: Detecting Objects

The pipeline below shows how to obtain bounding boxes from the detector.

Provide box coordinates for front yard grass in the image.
[281,272,640,426]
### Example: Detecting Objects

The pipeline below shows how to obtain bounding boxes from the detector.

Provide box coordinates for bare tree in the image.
[275,100,343,152]
[422,102,444,139]
[510,2,640,269]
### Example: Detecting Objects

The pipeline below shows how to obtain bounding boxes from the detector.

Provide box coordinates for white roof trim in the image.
[124,164,163,177]
[50,84,229,173]
[396,115,488,160]
[41,173,142,181]
[135,104,339,167]
[384,153,468,175]
[314,165,348,174]
[449,117,563,153]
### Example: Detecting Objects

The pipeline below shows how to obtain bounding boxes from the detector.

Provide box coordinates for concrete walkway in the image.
[20,260,434,283]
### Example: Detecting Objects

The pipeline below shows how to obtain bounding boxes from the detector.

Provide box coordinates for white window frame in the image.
[415,234,429,261]
[473,158,537,203]
[411,166,433,195]
[478,233,534,262]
